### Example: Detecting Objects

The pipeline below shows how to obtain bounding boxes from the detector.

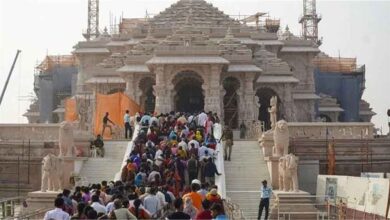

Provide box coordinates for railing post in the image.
[2,202,5,218]
[11,200,14,217]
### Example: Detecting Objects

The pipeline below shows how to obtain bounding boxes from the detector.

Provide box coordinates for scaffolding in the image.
[36,55,77,74]
[313,56,358,73]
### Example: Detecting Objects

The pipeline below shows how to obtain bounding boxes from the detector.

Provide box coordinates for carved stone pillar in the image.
[204,65,222,117]
[153,66,171,114]
[283,84,296,122]
[243,72,256,125]
[219,85,226,121]
[124,74,136,100]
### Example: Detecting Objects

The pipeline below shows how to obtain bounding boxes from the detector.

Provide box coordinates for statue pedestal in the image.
[23,191,59,214]
[61,157,88,189]
[260,131,274,157]
[264,156,281,189]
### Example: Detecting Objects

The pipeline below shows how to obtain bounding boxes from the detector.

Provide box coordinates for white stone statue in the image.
[273,120,289,157]
[286,154,299,192]
[279,154,299,192]
[59,121,75,157]
[41,153,63,192]
[278,156,286,190]
[268,96,278,130]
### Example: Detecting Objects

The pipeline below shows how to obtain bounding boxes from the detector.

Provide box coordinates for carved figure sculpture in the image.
[278,156,286,190]
[41,153,63,192]
[268,96,278,130]
[282,154,299,192]
[278,154,299,192]
[59,121,75,157]
[77,96,94,131]
[273,120,289,157]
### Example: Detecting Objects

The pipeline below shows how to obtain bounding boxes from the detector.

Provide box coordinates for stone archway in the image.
[173,71,204,113]
[256,87,281,130]
[223,77,240,129]
[139,77,156,113]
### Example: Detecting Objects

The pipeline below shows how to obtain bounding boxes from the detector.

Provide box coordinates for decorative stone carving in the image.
[76,96,91,131]
[273,120,289,157]
[41,153,63,192]
[59,121,75,157]
[287,154,299,192]
[278,154,299,192]
[278,156,286,190]
[269,96,278,130]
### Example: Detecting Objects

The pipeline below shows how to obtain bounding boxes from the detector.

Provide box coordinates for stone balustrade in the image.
[0,124,60,142]
[287,122,374,139]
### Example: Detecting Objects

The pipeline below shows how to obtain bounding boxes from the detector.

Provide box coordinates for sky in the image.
[0,0,389,133]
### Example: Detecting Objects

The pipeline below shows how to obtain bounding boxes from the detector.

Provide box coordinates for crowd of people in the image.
[45,111,232,220]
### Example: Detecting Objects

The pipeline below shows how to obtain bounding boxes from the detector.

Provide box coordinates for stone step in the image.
[225,140,271,219]
[79,141,130,184]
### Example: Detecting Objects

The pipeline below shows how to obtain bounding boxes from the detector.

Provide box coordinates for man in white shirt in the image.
[90,194,107,215]
[178,139,188,151]
[188,139,200,149]
[124,110,132,139]
[188,115,194,124]
[44,198,70,220]
[197,111,208,128]
[156,188,167,208]
[143,187,161,217]
[148,168,161,183]
[258,180,272,220]
[198,145,214,159]
[154,148,163,160]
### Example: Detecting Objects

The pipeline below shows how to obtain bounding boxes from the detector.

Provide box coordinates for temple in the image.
[4,1,388,219]
[26,0,372,130]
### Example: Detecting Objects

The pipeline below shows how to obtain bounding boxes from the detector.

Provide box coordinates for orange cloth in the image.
[64,98,78,122]
[183,192,203,211]
[94,92,141,138]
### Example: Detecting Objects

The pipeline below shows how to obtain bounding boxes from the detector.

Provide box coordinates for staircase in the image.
[79,141,129,184]
[225,140,271,219]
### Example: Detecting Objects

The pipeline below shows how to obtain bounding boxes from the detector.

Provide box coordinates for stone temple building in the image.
[28,0,373,129]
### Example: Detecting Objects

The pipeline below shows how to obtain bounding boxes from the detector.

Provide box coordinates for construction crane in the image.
[83,0,100,40]
[299,0,322,45]
[0,50,21,106]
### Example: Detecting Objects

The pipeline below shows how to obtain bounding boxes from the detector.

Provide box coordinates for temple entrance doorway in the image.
[223,77,240,129]
[173,71,204,113]
[256,88,281,130]
[139,77,156,113]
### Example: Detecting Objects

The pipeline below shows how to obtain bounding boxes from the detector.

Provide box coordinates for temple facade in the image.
[19,0,368,131]
[72,0,325,129]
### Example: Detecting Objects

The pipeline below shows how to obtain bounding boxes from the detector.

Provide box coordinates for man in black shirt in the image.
[90,134,105,157]
[102,112,115,136]
[167,198,190,220]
